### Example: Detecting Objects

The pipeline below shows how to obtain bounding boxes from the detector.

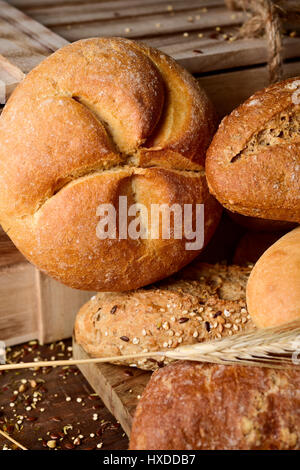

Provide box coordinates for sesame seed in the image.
[142,329,147,336]
[193,331,199,338]
[132,337,139,345]
[163,342,168,348]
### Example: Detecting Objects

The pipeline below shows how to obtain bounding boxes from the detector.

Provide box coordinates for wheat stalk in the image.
[0,429,28,450]
[164,320,300,369]
[1,320,300,371]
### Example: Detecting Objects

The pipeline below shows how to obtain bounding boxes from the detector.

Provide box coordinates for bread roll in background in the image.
[0,37,220,292]
[74,263,253,370]
[130,361,300,450]
[206,77,300,223]
[246,226,300,328]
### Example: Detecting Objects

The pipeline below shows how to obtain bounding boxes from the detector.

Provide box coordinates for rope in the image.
[225,0,286,83]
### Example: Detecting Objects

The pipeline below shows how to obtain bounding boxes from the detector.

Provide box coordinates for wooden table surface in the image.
[0,339,129,450]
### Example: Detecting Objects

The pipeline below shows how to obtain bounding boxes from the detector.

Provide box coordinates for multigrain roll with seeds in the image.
[206,77,300,223]
[130,361,300,450]
[0,37,221,292]
[74,264,254,370]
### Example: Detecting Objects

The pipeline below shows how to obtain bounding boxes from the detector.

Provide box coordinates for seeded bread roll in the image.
[74,264,254,370]
[0,37,220,292]
[130,361,300,450]
[206,77,300,223]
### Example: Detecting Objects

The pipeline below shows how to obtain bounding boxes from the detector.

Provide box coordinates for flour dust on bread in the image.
[206,77,300,223]
[74,263,254,370]
[0,37,221,291]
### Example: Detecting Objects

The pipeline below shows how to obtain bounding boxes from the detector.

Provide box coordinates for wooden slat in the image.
[0,262,39,346]
[35,271,95,344]
[73,338,151,437]
[11,0,298,77]
[173,36,300,74]
[25,0,225,27]
[198,61,300,118]
[0,0,67,98]
[9,0,223,9]
[0,0,68,51]
[51,7,246,40]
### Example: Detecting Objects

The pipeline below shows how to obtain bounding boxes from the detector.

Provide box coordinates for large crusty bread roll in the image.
[246,226,300,328]
[74,263,253,370]
[0,37,221,291]
[130,361,300,450]
[206,77,300,223]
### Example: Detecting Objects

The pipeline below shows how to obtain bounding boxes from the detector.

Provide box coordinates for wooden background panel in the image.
[0,0,67,73]
[199,61,300,118]
[7,0,300,76]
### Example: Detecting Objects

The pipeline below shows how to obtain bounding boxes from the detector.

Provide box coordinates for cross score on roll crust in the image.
[206,77,300,223]
[0,38,221,291]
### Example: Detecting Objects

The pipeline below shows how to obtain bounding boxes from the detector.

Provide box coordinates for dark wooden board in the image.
[73,338,151,437]
[0,338,128,450]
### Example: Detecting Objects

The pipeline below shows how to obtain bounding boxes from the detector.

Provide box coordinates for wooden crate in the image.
[0,228,94,346]
[1,0,300,115]
[0,0,299,347]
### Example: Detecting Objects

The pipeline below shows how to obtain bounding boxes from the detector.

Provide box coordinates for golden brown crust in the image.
[130,361,300,450]
[74,263,253,370]
[206,77,300,223]
[0,37,220,291]
[246,226,300,328]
